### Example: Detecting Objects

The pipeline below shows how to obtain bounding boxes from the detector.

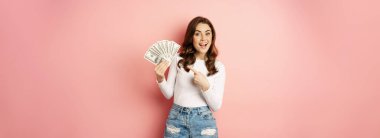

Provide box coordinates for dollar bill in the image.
[144,40,181,65]
[144,50,162,65]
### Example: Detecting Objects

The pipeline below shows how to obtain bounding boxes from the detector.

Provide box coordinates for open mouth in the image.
[199,41,208,49]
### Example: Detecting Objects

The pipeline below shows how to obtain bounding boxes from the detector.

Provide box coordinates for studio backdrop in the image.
[1,0,379,138]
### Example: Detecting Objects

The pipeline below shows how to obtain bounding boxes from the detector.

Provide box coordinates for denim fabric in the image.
[164,104,218,138]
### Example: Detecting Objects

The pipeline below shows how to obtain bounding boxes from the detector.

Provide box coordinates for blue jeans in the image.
[164,104,218,138]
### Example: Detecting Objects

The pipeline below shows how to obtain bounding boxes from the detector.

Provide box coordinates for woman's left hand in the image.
[188,66,210,92]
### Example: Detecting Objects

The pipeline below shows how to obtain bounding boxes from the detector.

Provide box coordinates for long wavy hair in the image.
[177,16,218,76]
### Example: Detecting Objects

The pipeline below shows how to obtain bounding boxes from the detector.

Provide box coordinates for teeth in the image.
[200,42,208,46]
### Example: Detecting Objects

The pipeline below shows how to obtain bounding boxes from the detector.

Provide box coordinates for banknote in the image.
[144,40,181,65]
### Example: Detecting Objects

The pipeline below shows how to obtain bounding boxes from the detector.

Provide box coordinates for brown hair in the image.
[177,16,218,76]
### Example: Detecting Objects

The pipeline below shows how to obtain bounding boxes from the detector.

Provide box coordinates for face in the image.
[193,23,212,56]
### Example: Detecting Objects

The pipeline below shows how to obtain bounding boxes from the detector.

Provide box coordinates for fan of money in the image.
[144,40,181,65]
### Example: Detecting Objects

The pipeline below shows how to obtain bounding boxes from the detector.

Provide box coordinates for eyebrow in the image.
[195,30,211,32]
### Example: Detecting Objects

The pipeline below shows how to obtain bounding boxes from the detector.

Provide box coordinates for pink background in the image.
[1,0,379,138]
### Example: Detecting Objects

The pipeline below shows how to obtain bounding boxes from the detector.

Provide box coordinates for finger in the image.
[158,68,165,75]
[158,60,168,67]
[155,62,164,69]
[193,78,198,84]
[155,65,162,73]
[158,59,168,66]
[162,59,170,66]
[164,61,170,67]
[155,64,162,73]
[156,62,163,70]
[157,62,166,72]
[158,63,167,73]
[161,62,170,72]
[158,59,168,65]
[160,62,171,72]
[158,67,166,76]
[158,59,164,64]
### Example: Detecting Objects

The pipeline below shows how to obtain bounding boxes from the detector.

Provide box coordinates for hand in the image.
[188,66,210,92]
[155,60,170,83]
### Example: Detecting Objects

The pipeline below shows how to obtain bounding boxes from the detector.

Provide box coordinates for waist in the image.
[171,103,211,113]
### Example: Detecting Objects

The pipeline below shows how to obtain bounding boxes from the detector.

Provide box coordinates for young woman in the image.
[155,16,226,138]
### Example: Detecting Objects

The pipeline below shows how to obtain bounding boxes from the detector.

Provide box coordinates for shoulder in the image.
[215,60,225,72]
[173,53,182,64]
[171,53,183,68]
[215,60,225,69]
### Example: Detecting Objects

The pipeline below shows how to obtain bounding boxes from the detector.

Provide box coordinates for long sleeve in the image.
[201,63,226,112]
[156,56,178,99]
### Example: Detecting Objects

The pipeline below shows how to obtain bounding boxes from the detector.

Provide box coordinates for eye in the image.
[194,33,200,36]
[206,32,211,36]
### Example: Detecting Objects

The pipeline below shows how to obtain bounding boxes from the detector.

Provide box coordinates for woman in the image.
[155,16,226,138]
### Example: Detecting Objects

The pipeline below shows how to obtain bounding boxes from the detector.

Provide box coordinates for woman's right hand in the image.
[155,60,170,83]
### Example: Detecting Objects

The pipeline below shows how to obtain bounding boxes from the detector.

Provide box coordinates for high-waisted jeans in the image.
[164,104,218,138]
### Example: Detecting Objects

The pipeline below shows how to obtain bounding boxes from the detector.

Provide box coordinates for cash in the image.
[144,40,181,65]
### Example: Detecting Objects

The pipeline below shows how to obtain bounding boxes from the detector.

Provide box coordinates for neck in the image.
[195,53,206,60]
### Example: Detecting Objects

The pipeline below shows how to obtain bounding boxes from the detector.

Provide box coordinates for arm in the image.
[156,56,178,99]
[201,63,226,112]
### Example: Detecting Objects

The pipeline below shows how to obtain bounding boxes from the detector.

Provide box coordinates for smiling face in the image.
[193,23,213,58]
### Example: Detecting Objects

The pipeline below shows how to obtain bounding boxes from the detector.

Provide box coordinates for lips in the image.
[199,41,208,48]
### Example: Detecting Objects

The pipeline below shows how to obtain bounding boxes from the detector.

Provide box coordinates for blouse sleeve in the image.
[156,56,178,99]
[201,62,226,112]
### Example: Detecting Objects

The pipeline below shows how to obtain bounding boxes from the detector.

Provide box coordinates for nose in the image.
[200,33,205,41]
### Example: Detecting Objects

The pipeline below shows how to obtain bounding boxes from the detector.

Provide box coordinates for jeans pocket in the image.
[200,110,215,120]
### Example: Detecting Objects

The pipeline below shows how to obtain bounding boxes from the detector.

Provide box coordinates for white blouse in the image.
[157,54,226,112]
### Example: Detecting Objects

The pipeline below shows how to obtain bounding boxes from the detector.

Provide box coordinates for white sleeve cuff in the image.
[201,83,213,95]
[156,79,166,86]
